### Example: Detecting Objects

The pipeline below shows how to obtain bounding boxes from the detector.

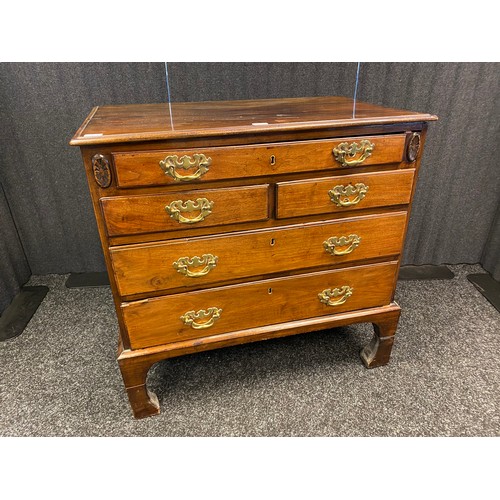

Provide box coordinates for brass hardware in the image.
[407,132,421,162]
[165,198,214,224]
[318,286,353,306]
[332,140,375,167]
[180,307,222,330]
[159,153,212,182]
[328,183,369,207]
[270,155,276,166]
[323,234,361,256]
[173,254,218,277]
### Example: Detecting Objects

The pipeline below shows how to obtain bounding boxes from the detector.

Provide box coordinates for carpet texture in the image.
[1,264,498,436]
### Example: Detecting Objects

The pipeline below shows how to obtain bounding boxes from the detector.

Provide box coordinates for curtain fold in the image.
[482,202,500,281]
[0,183,31,313]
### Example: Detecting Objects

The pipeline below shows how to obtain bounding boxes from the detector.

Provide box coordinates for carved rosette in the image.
[92,154,112,188]
[407,133,421,162]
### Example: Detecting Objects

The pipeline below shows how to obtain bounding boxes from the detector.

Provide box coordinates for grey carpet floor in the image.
[1,264,498,436]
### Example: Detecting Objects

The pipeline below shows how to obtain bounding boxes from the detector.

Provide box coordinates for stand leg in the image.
[360,306,401,369]
[118,357,160,419]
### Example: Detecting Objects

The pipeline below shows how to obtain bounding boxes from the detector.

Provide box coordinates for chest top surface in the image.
[70,96,437,146]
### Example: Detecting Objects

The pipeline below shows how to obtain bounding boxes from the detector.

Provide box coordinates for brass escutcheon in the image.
[323,234,361,256]
[173,254,218,278]
[165,198,214,224]
[159,153,212,182]
[318,286,354,306]
[328,183,369,207]
[180,307,222,330]
[332,140,375,167]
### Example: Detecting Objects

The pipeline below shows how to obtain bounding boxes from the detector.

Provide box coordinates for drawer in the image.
[122,261,398,349]
[110,212,407,296]
[112,134,406,188]
[101,184,269,237]
[276,169,414,219]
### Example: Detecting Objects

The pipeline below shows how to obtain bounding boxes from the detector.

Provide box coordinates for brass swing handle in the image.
[318,286,354,307]
[173,254,218,277]
[332,140,375,167]
[323,234,361,256]
[159,153,212,182]
[328,183,369,207]
[165,198,214,224]
[180,307,222,330]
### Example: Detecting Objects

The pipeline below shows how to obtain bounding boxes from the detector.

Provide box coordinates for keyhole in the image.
[268,288,273,294]
[270,238,276,246]
[270,155,276,166]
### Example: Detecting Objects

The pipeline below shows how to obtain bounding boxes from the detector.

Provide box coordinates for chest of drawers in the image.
[71,96,437,418]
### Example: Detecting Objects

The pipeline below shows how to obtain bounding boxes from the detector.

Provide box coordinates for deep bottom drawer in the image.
[122,261,398,349]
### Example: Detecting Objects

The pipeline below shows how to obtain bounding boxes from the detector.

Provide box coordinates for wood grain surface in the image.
[276,169,415,219]
[101,184,270,237]
[110,212,407,296]
[122,261,398,349]
[112,134,406,188]
[70,96,437,145]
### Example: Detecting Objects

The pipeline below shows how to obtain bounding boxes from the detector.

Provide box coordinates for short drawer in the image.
[110,212,407,296]
[101,184,269,237]
[112,134,406,188]
[122,261,398,349]
[276,169,414,219]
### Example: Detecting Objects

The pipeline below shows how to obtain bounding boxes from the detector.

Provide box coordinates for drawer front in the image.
[276,169,414,219]
[110,212,407,296]
[112,134,406,188]
[101,184,269,237]
[122,261,398,349]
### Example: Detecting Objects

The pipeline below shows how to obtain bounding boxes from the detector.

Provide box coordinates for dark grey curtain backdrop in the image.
[1,62,499,312]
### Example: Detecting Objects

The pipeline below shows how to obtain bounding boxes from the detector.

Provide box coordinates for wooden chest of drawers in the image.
[71,96,437,418]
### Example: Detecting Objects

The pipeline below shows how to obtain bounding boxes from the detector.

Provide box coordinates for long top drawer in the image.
[112,134,406,188]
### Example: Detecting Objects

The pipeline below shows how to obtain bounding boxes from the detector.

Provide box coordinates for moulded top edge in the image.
[70,96,438,146]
